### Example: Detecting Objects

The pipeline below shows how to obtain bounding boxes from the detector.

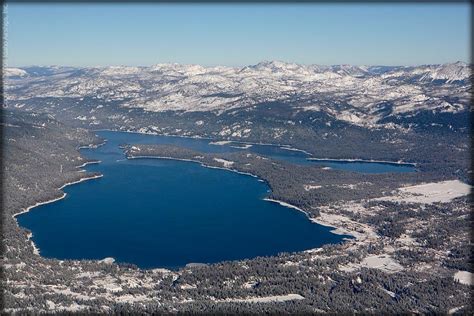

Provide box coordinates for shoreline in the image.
[128,155,262,180]
[92,128,214,141]
[8,130,381,276]
[93,129,416,167]
[263,198,308,214]
[75,160,101,169]
[12,193,68,219]
[77,140,107,150]
[93,128,313,155]
[263,198,357,239]
[129,155,352,241]
[15,138,355,266]
[278,146,313,156]
[13,173,104,256]
[58,174,103,190]
[307,157,416,167]
[210,138,312,154]
[309,216,359,239]
[27,232,41,255]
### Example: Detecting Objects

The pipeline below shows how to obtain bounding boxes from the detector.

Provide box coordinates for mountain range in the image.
[5,61,471,129]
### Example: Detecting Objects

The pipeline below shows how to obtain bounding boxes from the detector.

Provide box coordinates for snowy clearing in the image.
[223,294,305,303]
[454,271,472,286]
[340,254,403,273]
[374,180,471,204]
[213,158,234,168]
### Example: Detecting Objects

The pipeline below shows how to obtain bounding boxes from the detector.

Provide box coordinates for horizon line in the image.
[6,60,471,69]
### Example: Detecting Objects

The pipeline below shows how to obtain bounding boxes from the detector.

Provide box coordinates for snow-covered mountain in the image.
[4,61,471,127]
[5,67,28,78]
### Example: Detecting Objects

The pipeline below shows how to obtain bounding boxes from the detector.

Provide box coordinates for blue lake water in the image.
[95,130,416,173]
[17,131,413,269]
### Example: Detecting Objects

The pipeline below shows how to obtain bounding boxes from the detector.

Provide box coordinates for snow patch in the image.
[340,254,403,273]
[375,180,471,204]
[213,158,234,168]
[222,294,305,303]
[454,270,472,286]
[304,184,322,191]
[99,257,115,264]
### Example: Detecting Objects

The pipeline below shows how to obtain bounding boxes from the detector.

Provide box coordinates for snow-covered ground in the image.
[5,61,471,127]
[99,257,115,264]
[375,180,471,204]
[340,254,403,273]
[263,198,307,214]
[453,270,473,286]
[213,158,234,168]
[222,294,305,303]
[304,184,322,191]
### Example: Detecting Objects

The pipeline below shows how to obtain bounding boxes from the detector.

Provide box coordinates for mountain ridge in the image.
[4,61,472,128]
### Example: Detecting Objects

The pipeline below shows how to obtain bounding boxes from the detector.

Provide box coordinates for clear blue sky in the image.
[5,3,471,67]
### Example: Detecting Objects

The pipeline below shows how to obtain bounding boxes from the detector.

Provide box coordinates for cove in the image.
[17,131,351,269]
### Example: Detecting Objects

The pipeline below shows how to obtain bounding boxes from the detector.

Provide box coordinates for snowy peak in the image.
[4,68,28,78]
[149,63,208,75]
[329,64,369,77]
[6,61,471,81]
[98,66,143,76]
[248,60,302,72]
[380,62,472,83]
[422,62,472,83]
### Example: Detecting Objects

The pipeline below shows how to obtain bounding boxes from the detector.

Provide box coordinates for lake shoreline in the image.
[18,145,348,269]
[13,173,104,257]
[128,155,262,179]
[93,129,314,155]
[262,198,357,239]
[308,157,417,167]
[96,128,416,168]
[129,154,356,242]
[18,132,391,268]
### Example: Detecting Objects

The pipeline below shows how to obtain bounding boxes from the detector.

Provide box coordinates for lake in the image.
[17,131,412,269]
[94,131,416,173]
